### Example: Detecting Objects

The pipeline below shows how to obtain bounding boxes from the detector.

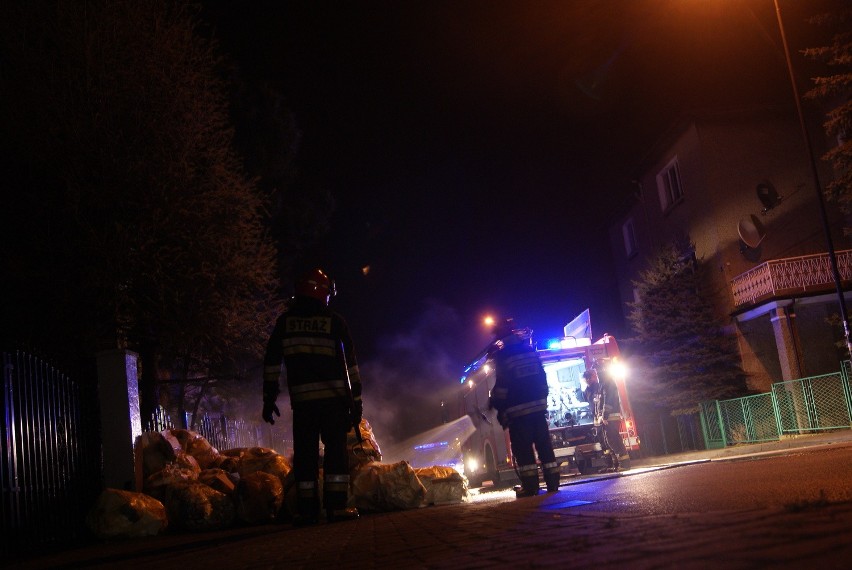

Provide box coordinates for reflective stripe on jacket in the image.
[263,296,362,405]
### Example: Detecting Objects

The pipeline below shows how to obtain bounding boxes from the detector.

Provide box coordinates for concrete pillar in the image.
[770,307,803,381]
[96,349,142,490]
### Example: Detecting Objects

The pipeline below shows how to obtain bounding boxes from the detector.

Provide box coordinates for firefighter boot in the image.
[515,481,540,498]
[515,464,541,498]
[515,477,541,498]
[323,473,358,523]
[542,461,561,492]
[544,472,560,492]
[294,481,320,526]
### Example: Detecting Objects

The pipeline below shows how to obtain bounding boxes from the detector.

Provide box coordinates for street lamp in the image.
[773,0,852,358]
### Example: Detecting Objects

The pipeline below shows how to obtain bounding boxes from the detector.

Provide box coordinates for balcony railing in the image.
[731,249,852,308]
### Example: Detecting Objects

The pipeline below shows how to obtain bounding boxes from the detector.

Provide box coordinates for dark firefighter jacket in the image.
[263,296,362,406]
[489,333,548,422]
[583,373,621,417]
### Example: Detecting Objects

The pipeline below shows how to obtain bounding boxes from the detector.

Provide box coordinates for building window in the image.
[656,157,683,212]
[622,218,637,258]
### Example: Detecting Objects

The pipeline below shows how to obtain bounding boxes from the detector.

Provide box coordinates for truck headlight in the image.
[466,458,479,473]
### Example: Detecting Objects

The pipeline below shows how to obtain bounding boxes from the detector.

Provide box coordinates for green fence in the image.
[698,401,726,449]
[698,393,779,448]
[699,362,852,448]
[720,392,779,444]
[772,371,852,434]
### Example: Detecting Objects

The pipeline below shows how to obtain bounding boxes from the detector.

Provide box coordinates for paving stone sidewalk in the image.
[13,430,852,569]
[16,489,851,569]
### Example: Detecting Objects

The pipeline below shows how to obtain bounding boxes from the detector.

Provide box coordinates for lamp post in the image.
[773,0,852,358]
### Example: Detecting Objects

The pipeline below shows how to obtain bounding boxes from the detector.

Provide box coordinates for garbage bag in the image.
[348,418,382,473]
[144,460,200,502]
[162,481,236,532]
[174,450,201,473]
[237,447,292,489]
[214,448,245,472]
[86,488,168,538]
[414,466,470,505]
[135,431,180,480]
[177,429,221,470]
[235,471,284,525]
[198,468,238,495]
[349,461,426,512]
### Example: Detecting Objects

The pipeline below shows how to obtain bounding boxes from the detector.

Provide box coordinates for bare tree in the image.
[1,1,290,423]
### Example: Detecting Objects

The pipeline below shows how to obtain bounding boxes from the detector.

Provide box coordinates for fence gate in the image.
[1,351,101,559]
[698,400,726,449]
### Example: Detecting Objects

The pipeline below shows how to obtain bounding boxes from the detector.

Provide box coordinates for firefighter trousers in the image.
[602,415,627,456]
[509,412,559,492]
[292,398,352,518]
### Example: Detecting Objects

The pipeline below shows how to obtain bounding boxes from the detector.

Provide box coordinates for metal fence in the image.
[700,363,852,449]
[772,371,852,434]
[698,400,726,449]
[634,412,703,457]
[1,348,292,560]
[1,350,101,559]
[144,406,293,457]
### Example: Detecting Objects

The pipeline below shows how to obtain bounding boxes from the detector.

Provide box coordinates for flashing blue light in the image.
[414,441,449,451]
[546,339,562,350]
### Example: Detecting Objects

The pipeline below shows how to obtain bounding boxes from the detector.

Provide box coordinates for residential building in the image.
[608,107,850,393]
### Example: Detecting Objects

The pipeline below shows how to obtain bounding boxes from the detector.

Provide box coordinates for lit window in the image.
[622,218,637,258]
[656,157,683,212]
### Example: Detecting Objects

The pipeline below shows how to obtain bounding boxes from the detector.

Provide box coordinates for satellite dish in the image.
[738,215,767,249]
[757,182,781,212]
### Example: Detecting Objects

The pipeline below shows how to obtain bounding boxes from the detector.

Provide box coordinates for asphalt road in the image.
[553,446,852,515]
[467,444,852,513]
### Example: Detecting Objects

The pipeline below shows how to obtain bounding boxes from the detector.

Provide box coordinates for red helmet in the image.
[295,268,336,304]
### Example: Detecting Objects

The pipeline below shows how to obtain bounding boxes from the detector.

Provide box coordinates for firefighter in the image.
[262,268,363,525]
[582,367,628,470]
[488,319,560,496]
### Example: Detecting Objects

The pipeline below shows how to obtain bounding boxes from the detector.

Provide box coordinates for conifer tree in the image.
[627,236,749,414]
[803,7,852,231]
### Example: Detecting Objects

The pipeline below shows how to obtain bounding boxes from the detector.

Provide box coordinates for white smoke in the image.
[358,298,483,449]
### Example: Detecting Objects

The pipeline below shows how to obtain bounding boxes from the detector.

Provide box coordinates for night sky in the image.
[199,1,841,441]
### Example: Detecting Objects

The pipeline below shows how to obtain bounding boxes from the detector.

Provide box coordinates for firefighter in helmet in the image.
[262,268,363,524]
[488,318,560,496]
[583,366,628,471]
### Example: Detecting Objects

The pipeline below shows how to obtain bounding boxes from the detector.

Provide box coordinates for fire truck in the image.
[457,318,639,487]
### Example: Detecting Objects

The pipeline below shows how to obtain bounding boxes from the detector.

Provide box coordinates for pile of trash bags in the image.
[86,418,469,539]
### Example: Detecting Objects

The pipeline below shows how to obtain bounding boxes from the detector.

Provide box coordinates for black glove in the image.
[350,399,363,428]
[262,402,280,425]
